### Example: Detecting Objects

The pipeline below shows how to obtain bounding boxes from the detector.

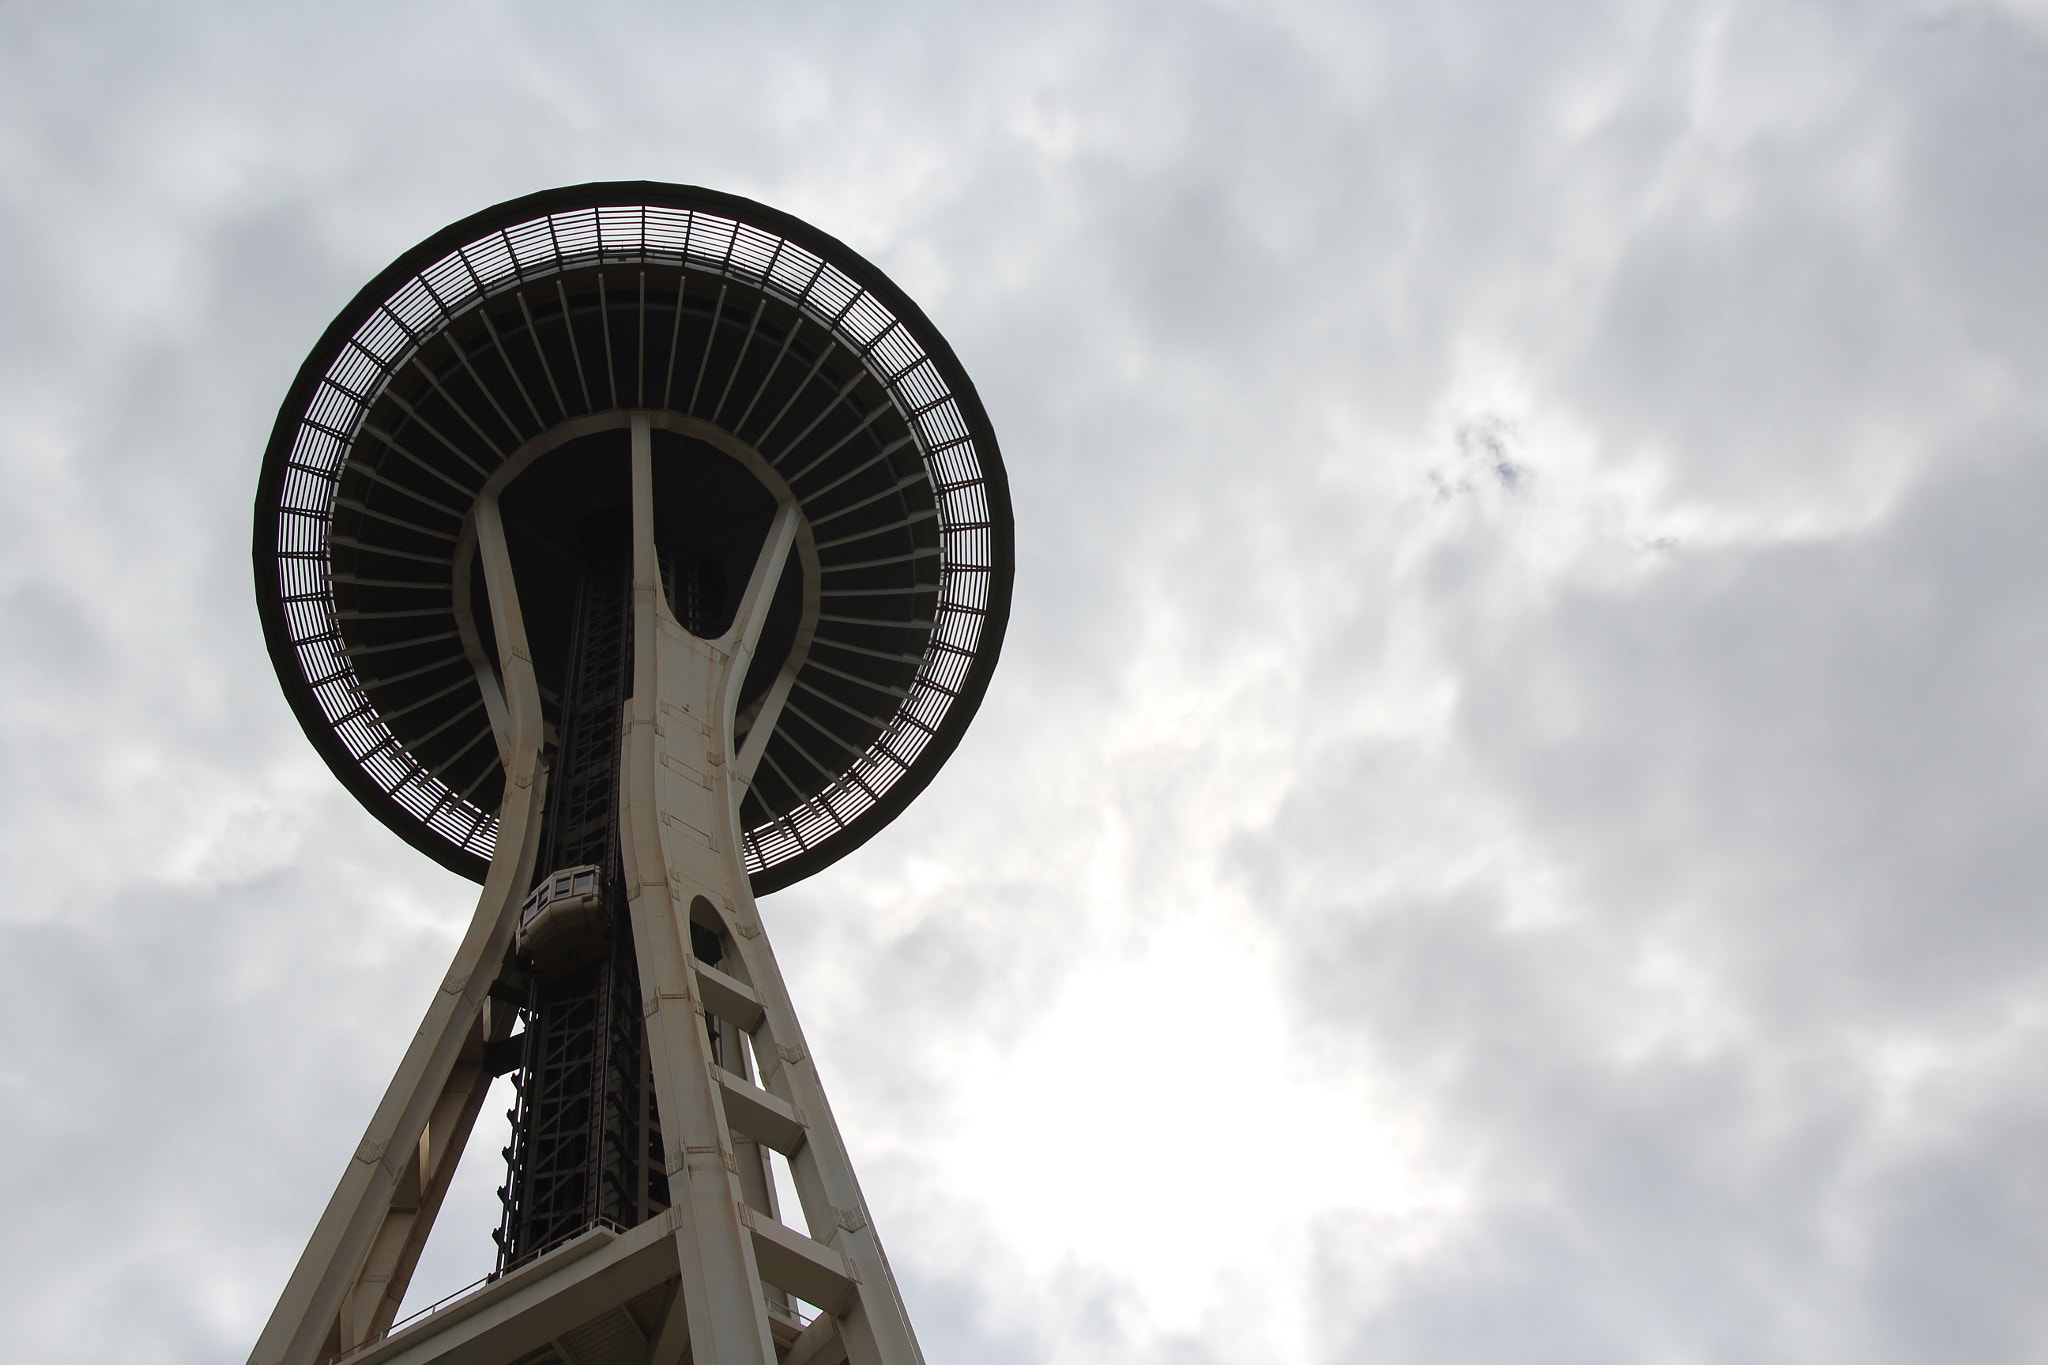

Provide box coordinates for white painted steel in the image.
[617,413,922,1365]
[250,490,551,1365]
[258,415,924,1365]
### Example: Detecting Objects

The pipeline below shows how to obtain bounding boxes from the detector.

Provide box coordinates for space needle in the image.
[247,182,1014,1365]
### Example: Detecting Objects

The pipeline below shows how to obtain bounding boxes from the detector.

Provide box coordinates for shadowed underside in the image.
[253,182,1013,891]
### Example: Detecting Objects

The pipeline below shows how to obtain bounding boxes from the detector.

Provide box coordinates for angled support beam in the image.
[733,660,799,790]
[728,499,801,792]
[249,490,550,1365]
[339,1043,494,1346]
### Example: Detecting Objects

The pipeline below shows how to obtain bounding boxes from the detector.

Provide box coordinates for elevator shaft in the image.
[495,543,656,1269]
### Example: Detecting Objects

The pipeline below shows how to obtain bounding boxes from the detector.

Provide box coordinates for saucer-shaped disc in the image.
[254,183,1013,892]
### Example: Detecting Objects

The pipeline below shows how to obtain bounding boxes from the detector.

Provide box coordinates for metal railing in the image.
[378,1218,628,1341]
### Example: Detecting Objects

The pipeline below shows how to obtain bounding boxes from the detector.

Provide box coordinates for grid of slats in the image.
[262,196,1003,880]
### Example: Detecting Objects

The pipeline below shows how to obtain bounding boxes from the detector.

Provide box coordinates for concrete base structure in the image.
[250,417,923,1365]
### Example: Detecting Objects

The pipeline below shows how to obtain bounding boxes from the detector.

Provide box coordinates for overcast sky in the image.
[5,2,2048,1362]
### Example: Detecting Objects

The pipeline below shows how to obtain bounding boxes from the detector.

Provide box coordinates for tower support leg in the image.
[619,414,924,1365]
[249,493,550,1365]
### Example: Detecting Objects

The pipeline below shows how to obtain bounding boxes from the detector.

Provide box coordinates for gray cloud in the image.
[4,2,2047,1362]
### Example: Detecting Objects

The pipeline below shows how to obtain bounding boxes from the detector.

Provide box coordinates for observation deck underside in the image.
[255,183,1013,891]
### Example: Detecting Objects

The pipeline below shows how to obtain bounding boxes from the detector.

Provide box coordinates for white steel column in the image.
[250,492,551,1365]
[621,411,781,1365]
[619,414,925,1365]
